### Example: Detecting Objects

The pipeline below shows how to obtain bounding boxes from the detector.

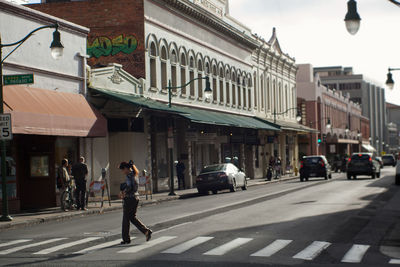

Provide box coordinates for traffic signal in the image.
[318,138,322,144]
[322,134,327,143]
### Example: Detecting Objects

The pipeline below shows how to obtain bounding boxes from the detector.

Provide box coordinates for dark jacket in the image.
[72,162,88,182]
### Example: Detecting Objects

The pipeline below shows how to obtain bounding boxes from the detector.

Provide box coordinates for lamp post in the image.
[166,77,212,196]
[385,68,400,90]
[273,107,302,124]
[0,23,63,221]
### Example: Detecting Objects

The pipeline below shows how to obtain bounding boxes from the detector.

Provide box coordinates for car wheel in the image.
[324,173,328,180]
[329,173,333,179]
[306,177,309,181]
[300,176,304,182]
[377,172,381,178]
[230,180,237,192]
[353,175,357,180]
[372,172,376,179]
[396,175,400,185]
[347,174,351,180]
[241,180,247,190]
[212,190,218,194]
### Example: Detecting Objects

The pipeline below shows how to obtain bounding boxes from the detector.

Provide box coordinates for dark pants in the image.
[178,173,185,190]
[122,196,149,242]
[75,179,86,209]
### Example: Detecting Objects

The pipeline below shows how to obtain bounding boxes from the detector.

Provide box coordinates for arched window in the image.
[273,80,277,112]
[237,75,242,107]
[160,46,167,90]
[226,69,230,105]
[189,56,195,97]
[248,76,252,109]
[260,75,264,110]
[242,77,247,108]
[197,60,203,99]
[219,67,224,103]
[150,42,157,88]
[266,77,270,111]
[253,72,257,109]
[285,85,289,117]
[180,54,187,95]
[278,82,282,112]
[212,65,217,102]
[232,72,236,106]
[170,50,177,91]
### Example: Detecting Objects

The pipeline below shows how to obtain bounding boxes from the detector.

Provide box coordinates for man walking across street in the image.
[176,160,186,190]
[72,156,88,211]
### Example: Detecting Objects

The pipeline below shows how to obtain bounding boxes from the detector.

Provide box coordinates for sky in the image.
[27,0,400,105]
[228,0,400,105]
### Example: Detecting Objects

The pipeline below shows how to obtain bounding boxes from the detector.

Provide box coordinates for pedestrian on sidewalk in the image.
[176,160,186,190]
[58,159,70,211]
[119,161,152,245]
[72,156,88,211]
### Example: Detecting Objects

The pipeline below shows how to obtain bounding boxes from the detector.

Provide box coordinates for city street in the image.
[0,167,399,266]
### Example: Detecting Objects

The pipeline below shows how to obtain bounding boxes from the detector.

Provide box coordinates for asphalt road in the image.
[0,167,399,267]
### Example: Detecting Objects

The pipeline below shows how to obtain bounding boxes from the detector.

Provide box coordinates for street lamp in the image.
[166,77,212,196]
[345,125,350,134]
[385,68,400,90]
[273,107,302,124]
[344,0,361,35]
[357,131,362,138]
[0,23,63,222]
[326,118,332,130]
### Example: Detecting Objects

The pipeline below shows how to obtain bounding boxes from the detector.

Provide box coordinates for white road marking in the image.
[33,237,101,255]
[293,241,331,260]
[162,236,214,254]
[389,259,400,264]
[0,239,31,248]
[341,244,370,263]
[0,238,66,255]
[73,238,134,254]
[154,222,193,234]
[251,239,293,257]
[118,236,177,253]
[203,238,253,256]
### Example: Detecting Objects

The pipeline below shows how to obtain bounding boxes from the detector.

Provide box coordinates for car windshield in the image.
[351,154,371,161]
[201,164,226,173]
[304,157,322,164]
[383,155,393,159]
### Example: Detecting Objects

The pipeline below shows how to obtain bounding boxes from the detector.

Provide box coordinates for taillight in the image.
[319,160,325,167]
[300,161,303,168]
[218,172,228,178]
[369,157,372,162]
[196,176,202,182]
[348,158,351,162]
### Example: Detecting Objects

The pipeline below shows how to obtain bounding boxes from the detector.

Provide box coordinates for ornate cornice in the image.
[158,0,259,49]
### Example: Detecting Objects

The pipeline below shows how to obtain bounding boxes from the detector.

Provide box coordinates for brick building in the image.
[297,64,371,161]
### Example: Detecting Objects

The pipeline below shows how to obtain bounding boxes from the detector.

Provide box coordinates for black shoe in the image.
[120,240,131,245]
[146,230,152,242]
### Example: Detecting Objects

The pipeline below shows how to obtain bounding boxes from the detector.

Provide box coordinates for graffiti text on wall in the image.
[87,34,138,58]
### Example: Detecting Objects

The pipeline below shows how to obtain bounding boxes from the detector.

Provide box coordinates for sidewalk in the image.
[0,174,298,231]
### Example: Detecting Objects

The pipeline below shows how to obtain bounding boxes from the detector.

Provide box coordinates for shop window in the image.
[255,146,259,168]
[130,118,144,132]
[30,155,49,177]
[108,118,129,132]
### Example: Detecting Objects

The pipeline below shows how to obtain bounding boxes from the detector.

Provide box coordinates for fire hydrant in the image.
[294,166,299,176]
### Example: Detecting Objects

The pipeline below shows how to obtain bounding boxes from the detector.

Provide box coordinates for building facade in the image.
[30,0,308,194]
[386,103,400,154]
[0,1,107,213]
[297,64,370,160]
[314,66,386,154]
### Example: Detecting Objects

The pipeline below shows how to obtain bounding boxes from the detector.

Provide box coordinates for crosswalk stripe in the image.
[73,238,135,254]
[162,236,214,254]
[0,239,31,248]
[33,237,102,255]
[293,241,331,260]
[251,239,293,257]
[203,238,253,256]
[118,236,177,254]
[389,259,400,264]
[341,244,370,263]
[0,238,67,255]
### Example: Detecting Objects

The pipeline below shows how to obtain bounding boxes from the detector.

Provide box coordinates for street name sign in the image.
[0,114,12,140]
[3,74,34,86]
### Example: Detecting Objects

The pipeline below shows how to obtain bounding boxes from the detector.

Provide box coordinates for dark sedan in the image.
[382,154,396,167]
[300,156,332,182]
[347,153,381,179]
[196,163,247,195]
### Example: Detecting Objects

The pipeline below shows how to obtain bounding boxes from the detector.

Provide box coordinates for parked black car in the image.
[300,156,332,182]
[347,153,381,179]
[382,154,396,167]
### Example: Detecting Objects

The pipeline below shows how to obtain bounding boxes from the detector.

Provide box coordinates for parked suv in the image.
[382,154,396,167]
[347,153,381,180]
[300,156,332,182]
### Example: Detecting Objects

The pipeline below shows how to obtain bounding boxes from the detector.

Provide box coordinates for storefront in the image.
[0,85,107,212]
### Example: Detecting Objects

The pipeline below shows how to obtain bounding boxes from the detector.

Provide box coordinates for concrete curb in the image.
[0,176,298,231]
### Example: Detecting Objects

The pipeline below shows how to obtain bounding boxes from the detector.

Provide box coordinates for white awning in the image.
[362,144,376,152]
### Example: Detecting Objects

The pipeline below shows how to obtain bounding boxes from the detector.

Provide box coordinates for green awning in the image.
[90,87,280,131]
